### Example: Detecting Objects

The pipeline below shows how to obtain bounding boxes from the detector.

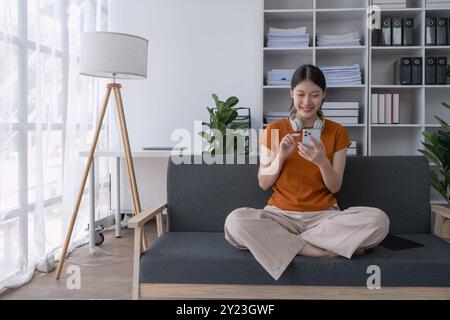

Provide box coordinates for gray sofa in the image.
[128,155,450,299]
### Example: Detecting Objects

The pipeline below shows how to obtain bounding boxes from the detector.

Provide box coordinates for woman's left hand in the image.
[298,137,328,167]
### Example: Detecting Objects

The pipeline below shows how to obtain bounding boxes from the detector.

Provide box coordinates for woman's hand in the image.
[298,136,328,167]
[279,133,300,160]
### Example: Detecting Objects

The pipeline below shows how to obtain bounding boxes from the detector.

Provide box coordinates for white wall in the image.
[108,0,263,211]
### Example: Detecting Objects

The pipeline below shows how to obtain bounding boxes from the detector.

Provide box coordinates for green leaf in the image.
[429,171,448,202]
[216,108,233,123]
[421,142,436,153]
[229,122,250,130]
[435,115,450,130]
[217,122,227,134]
[224,110,238,125]
[224,96,239,109]
[418,149,443,167]
[207,107,217,122]
[212,94,219,106]
[217,101,225,114]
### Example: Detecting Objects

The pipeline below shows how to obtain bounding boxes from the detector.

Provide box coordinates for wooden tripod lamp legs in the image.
[55,83,145,279]
[113,85,148,250]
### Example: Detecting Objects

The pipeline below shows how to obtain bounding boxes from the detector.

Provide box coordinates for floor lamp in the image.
[55,32,149,279]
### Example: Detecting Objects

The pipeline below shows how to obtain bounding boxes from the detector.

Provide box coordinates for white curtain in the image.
[0,0,111,294]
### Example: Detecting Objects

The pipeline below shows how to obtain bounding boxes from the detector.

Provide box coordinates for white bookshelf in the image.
[368,0,450,204]
[263,0,369,156]
[263,0,450,205]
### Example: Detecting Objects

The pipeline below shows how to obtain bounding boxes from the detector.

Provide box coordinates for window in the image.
[0,0,109,289]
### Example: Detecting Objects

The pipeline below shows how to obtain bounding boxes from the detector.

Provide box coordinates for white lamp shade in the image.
[80,32,148,79]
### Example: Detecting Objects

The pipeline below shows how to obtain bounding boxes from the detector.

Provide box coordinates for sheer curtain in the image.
[0,0,111,294]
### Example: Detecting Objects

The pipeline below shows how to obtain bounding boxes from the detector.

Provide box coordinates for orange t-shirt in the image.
[260,118,351,212]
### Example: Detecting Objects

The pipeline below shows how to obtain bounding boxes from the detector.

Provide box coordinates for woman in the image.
[224,64,389,281]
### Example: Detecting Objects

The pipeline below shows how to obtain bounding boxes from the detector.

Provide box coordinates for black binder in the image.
[425,57,436,85]
[426,18,436,46]
[436,57,448,85]
[448,17,450,45]
[436,18,448,46]
[372,28,380,46]
[402,18,414,46]
[392,18,402,46]
[412,57,422,85]
[395,57,412,85]
[381,17,392,46]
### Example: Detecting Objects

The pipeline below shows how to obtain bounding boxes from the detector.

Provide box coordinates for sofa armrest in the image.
[129,202,167,300]
[128,202,167,229]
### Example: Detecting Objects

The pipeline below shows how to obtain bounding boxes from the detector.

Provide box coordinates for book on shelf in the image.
[264,111,289,118]
[373,0,406,8]
[322,109,359,117]
[378,94,385,124]
[326,116,358,124]
[371,94,378,124]
[371,93,400,124]
[385,94,393,124]
[426,0,450,8]
[322,102,359,109]
[347,148,357,156]
[264,116,359,125]
[392,94,400,124]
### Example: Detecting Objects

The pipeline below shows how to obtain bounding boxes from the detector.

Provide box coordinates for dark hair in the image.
[289,64,326,120]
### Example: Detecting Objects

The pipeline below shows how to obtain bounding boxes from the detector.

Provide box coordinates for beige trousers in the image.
[224,204,390,280]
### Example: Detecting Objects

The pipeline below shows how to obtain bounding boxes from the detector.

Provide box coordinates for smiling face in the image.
[291,80,326,126]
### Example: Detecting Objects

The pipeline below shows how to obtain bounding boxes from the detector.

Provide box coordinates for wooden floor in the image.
[0,222,156,300]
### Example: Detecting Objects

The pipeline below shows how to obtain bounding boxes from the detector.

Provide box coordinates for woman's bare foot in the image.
[299,243,338,258]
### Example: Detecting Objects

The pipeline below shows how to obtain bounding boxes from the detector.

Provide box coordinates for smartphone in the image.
[302,129,321,148]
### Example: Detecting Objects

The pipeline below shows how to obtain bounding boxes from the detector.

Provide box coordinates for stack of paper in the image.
[317,32,361,47]
[347,141,358,156]
[373,0,406,8]
[426,0,450,8]
[266,69,295,86]
[320,64,362,85]
[267,27,310,48]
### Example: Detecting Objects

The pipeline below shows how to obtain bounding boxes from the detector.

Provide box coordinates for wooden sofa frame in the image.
[127,203,450,300]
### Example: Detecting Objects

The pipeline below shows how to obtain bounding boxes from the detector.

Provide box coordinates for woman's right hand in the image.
[279,133,300,160]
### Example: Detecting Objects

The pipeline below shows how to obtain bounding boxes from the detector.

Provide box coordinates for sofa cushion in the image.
[166,156,431,234]
[140,232,450,287]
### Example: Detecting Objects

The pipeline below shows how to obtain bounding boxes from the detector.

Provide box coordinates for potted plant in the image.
[418,102,450,240]
[199,94,250,156]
